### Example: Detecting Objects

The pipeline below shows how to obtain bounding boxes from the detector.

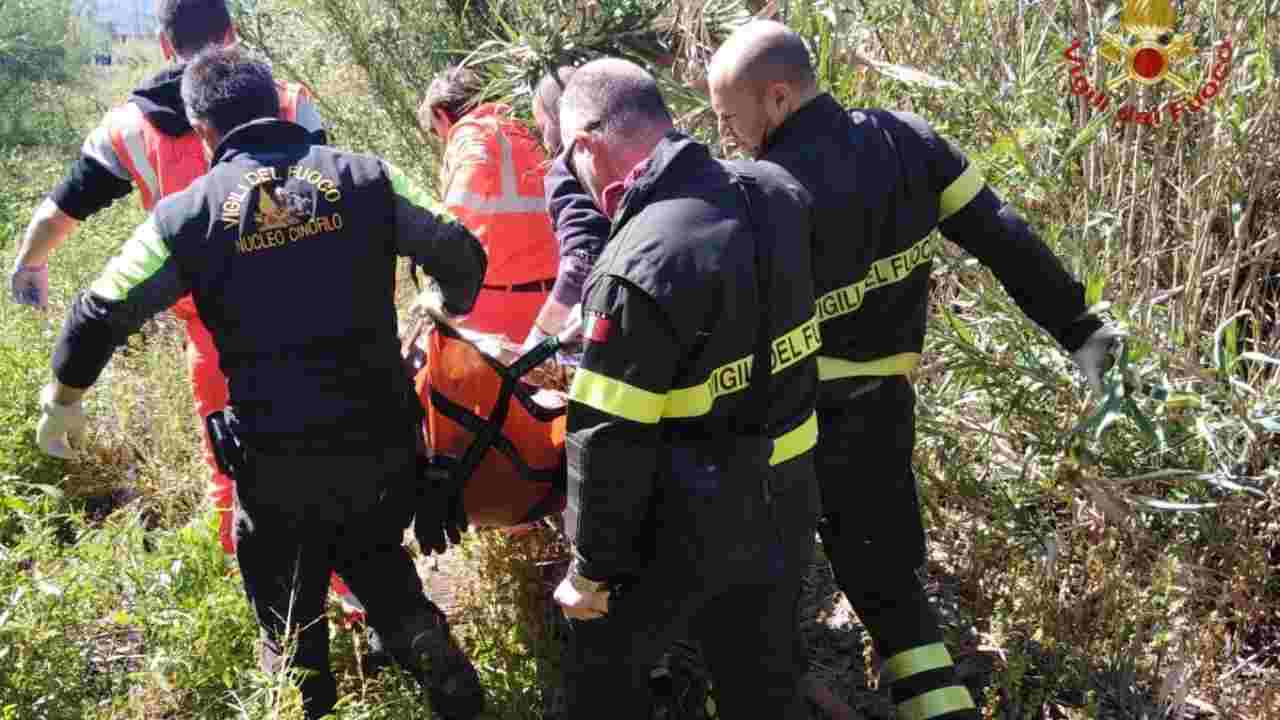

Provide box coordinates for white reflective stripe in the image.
[496,128,520,199]
[114,107,160,206]
[445,118,547,215]
[82,123,132,181]
[444,189,546,214]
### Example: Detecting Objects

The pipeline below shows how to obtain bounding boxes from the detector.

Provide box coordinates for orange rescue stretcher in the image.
[401,313,570,529]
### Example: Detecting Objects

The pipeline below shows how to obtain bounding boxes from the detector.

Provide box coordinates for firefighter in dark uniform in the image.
[708,21,1124,720]
[548,59,822,719]
[32,48,489,720]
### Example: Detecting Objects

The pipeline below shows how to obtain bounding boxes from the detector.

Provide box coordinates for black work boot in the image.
[384,605,485,720]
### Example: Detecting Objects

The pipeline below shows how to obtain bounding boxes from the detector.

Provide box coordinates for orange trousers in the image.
[173,297,365,622]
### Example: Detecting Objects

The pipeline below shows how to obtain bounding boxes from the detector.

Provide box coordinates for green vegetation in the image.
[2,0,1278,718]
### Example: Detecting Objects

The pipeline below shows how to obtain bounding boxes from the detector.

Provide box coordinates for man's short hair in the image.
[559,59,671,144]
[181,47,280,136]
[158,0,233,58]
[422,66,485,124]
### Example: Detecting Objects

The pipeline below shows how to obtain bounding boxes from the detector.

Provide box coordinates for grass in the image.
[3,3,1280,719]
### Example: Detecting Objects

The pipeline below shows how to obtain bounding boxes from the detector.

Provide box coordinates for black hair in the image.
[181,47,280,136]
[157,0,233,58]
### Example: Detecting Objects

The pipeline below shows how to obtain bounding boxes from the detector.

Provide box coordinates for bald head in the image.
[558,58,672,153]
[709,20,816,97]
[707,21,819,158]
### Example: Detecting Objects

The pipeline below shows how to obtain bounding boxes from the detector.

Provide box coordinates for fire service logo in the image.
[1063,0,1234,127]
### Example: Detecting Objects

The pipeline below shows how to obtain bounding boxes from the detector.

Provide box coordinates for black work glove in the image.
[413,455,468,556]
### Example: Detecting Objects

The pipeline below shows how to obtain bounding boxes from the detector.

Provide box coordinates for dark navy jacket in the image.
[53,119,486,451]
[760,94,1100,403]
[565,133,820,581]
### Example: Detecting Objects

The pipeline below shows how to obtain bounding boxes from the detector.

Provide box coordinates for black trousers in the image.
[815,377,978,719]
[232,444,439,719]
[563,451,819,720]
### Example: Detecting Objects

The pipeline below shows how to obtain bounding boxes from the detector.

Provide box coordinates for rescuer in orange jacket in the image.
[420,66,560,342]
[7,0,369,620]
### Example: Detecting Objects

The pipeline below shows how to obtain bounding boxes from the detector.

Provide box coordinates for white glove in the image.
[1070,324,1126,396]
[10,262,49,309]
[36,383,87,459]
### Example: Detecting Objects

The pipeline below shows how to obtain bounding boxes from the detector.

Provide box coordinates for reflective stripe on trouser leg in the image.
[882,642,977,719]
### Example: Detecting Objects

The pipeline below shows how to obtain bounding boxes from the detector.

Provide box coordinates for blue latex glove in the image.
[10,262,50,309]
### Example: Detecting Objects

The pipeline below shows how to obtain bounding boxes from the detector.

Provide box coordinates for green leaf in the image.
[944,306,975,346]
[1060,108,1113,169]
[1131,497,1219,513]
[1213,311,1249,377]
[1235,351,1280,368]
[1164,393,1202,410]
[862,58,964,92]
[1084,271,1106,307]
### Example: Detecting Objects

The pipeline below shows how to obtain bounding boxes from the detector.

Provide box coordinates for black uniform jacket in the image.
[53,119,487,451]
[564,132,820,581]
[761,94,1101,402]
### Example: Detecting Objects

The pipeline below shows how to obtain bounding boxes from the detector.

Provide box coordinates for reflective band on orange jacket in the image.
[108,81,306,213]
[441,103,559,287]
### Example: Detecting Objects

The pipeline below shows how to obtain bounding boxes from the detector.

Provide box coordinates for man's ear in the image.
[223,25,240,48]
[190,119,220,159]
[159,33,176,62]
[765,81,793,121]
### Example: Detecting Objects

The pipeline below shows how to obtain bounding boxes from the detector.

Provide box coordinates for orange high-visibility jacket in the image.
[107,81,308,319]
[441,103,560,287]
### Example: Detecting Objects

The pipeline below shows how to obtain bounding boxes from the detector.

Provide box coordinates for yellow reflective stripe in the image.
[815,236,935,325]
[89,218,171,301]
[882,643,953,684]
[769,411,817,466]
[569,368,666,424]
[938,162,983,222]
[664,314,822,419]
[817,353,920,381]
[896,686,976,720]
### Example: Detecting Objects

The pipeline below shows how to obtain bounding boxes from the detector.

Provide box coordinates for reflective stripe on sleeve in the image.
[386,161,454,220]
[89,218,171,301]
[896,686,976,720]
[108,105,159,210]
[882,642,953,684]
[769,411,817,466]
[665,314,822,419]
[569,368,667,424]
[938,162,983,221]
[817,352,921,381]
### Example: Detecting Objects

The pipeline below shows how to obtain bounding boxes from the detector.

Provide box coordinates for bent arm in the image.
[940,187,1101,351]
[385,162,487,316]
[53,217,187,391]
[900,112,1101,351]
[566,281,678,581]
[15,200,80,267]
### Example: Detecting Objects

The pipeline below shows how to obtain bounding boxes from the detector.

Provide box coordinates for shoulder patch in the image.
[584,311,615,344]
